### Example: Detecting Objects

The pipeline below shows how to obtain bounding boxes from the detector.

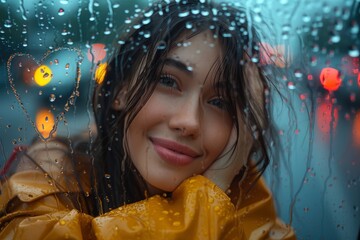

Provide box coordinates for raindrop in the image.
[334,20,343,31]
[65,63,70,70]
[330,34,341,43]
[117,40,125,45]
[350,22,359,34]
[104,28,111,35]
[104,173,111,179]
[287,82,296,90]
[178,11,190,17]
[113,3,120,8]
[302,14,311,23]
[143,31,151,38]
[251,56,259,63]
[254,14,262,23]
[39,90,43,96]
[4,20,12,28]
[142,18,151,25]
[157,41,166,50]
[201,10,209,16]
[54,59,59,65]
[222,32,232,38]
[49,94,56,102]
[58,8,65,16]
[6,124,11,128]
[191,9,200,15]
[348,46,359,57]
[185,22,193,29]
[144,9,153,17]
[294,69,303,78]
[67,39,74,45]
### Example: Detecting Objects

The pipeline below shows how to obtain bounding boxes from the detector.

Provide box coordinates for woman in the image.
[0,0,295,239]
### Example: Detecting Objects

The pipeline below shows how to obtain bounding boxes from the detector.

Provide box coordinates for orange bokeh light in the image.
[319,67,342,91]
[95,62,107,84]
[353,111,360,146]
[87,43,107,63]
[35,109,56,139]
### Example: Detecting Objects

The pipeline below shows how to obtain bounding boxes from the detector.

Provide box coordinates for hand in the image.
[203,126,252,191]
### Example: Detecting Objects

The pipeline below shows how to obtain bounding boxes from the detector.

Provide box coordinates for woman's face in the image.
[126,30,233,193]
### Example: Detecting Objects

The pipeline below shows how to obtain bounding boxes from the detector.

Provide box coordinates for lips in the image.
[150,137,201,166]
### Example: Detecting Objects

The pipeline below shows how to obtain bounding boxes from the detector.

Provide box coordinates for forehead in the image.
[166,30,222,70]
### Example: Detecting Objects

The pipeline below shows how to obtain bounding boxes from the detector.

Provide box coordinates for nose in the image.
[169,96,201,138]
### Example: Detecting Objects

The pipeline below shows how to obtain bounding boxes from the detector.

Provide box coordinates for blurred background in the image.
[0,0,359,239]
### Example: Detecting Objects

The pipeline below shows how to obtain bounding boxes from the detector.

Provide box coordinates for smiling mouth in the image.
[150,137,200,166]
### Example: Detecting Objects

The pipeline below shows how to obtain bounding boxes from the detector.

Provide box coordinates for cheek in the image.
[203,113,233,162]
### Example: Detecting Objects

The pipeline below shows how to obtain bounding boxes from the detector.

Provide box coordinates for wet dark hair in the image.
[92,0,274,215]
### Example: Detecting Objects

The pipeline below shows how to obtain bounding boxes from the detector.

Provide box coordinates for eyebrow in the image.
[163,58,193,76]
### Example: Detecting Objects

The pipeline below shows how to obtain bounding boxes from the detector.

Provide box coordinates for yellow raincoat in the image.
[0,142,295,239]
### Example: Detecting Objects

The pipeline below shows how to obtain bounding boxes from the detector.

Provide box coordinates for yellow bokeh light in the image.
[95,62,107,84]
[34,65,53,86]
[35,109,56,139]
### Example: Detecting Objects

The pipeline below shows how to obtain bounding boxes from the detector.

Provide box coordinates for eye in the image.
[158,74,179,90]
[208,97,229,110]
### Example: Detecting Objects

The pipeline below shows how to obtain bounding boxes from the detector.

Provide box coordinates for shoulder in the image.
[0,137,92,210]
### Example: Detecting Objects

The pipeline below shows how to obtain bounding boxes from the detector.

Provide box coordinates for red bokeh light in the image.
[87,43,107,63]
[319,67,342,91]
[316,101,338,137]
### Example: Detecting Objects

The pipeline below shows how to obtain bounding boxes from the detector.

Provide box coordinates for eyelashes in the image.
[158,74,179,90]
[157,73,229,111]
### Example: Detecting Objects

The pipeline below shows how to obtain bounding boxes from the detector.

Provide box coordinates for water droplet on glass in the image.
[185,22,193,29]
[58,8,65,16]
[302,14,311,23]
[178,11,190,17]
[294,69,303,78]
[348,47,359,57]
[287,82,296,90]
[104,28,111,35]
[144,9,153,17]
[105,173,111,179]
[65,63,70,70]
[350,22,359,34]
[4,20,12,28]
[191,9,200,15]
[143,31,151,38]
[142,18,151,25]
[113,3,120,8]
[54,59,59,65]
[157,41,166,50]
[49,94,56,102]
[330,34,341,43]
[201,10,209,16]
[254,14,262,23]
[117,40,125,45]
